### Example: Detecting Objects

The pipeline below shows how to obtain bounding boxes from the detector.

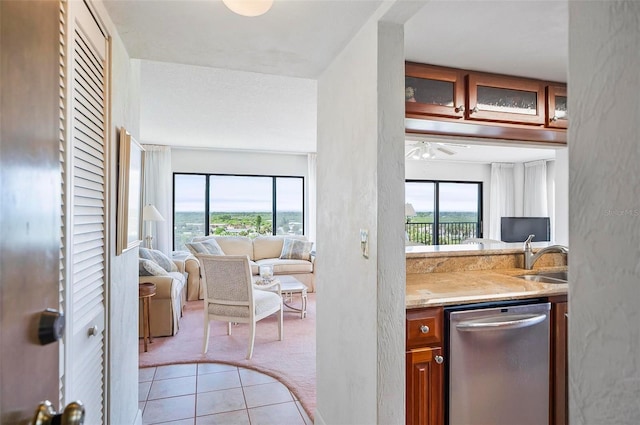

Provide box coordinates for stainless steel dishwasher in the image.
[445,301,551,425]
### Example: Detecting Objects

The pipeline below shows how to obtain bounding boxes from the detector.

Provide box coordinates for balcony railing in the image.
[405,221,479,245]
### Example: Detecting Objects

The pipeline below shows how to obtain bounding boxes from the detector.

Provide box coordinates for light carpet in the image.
[139,293,316,419]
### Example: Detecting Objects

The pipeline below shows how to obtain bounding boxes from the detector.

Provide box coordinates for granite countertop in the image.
[406,267,568,308]
[405,241,559,258]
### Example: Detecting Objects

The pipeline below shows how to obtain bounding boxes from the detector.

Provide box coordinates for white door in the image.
[62,1,109,423]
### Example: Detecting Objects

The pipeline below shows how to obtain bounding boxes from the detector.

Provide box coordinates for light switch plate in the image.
[360,229,369,259]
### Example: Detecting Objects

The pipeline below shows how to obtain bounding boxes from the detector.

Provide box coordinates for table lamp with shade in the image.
[143,204,164,249]
[405,203,416,222]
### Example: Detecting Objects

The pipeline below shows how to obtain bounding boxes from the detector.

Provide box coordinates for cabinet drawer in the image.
[406,308,443,349]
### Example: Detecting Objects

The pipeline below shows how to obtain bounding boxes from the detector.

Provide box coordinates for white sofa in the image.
[174,235,316,301]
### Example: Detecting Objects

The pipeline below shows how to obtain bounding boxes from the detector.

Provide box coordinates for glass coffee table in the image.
[255,275,307,319]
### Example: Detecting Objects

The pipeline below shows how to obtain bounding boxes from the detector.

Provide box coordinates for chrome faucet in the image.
[523,234,569,270]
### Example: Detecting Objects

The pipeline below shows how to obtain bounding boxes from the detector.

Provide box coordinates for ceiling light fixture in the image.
[408,142,436,160]
[406,140,466,160]
[223,0,273,17]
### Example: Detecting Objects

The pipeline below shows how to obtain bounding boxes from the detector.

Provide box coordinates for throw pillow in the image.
[279,238,313,261]
[139,258,168,276]
[139,247,177,272]
[185,239,225,256]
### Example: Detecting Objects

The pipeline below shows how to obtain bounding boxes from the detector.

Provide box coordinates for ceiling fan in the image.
[405,140,468,160]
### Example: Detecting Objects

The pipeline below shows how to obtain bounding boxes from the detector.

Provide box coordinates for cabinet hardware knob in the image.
[455,105,465,113]
[471,106,479,114]
[435,355,444,364]
[88,325,99,337]
[551,116,558,122]
[420,325,429,334]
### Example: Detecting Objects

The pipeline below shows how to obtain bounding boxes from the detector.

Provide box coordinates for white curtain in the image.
[546,160,556,242]
[489,163,515,240]
[307,153,317,247]
[523,160,548,217]
[142,145,172,254]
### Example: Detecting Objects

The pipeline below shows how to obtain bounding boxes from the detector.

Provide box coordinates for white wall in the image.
[569,2,640,423]
[316,2,411,422]
[316,18,380,424]
[171,148,307,177]
[139,60,317,153]
[95,1,142,423]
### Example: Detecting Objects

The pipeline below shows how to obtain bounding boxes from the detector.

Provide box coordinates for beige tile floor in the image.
[139,363,312,425]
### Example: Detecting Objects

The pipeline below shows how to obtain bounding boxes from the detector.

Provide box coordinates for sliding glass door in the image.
[405,182,435,245]
[406,180,482,245]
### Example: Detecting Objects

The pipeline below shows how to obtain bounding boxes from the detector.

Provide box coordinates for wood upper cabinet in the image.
[406,347,444,425]
[547,85,568,129]
[405,62,465,119]
[404,63,569,143]
[466,72,546,125]
[406,307,444,425]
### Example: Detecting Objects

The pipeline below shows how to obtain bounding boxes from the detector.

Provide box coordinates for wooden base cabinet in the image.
[406,347,443,425]
[406,307,444,425]
[551,299,568,425]
[407,298,567,425]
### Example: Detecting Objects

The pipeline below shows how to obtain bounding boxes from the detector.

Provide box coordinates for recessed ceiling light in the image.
[223,0,274,17]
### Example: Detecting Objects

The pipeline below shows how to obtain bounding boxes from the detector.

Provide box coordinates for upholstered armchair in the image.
[138,248,187,337]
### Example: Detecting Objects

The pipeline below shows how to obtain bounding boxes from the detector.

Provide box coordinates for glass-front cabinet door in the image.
[466,73,546,125]
[405,62,465,119]
[546,85,568,129]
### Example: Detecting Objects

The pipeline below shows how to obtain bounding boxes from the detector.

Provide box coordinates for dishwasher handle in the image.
[455,313,547,332]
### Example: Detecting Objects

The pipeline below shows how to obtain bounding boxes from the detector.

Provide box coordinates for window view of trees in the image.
[209,175,273,237]
[174,174,304,251]
[406,180,481,245]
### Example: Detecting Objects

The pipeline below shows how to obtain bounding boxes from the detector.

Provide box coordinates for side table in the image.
[139,282,157,352]
[256,275,307,319]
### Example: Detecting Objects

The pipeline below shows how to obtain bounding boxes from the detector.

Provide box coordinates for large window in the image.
[174,174,304,250]
[174,174,207,246]
[406,180,482,245]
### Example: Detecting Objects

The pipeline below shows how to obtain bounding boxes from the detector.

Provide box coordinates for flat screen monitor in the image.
[500,217,550,242]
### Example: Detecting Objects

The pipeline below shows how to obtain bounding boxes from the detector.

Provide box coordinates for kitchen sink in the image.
[516,270,568,284]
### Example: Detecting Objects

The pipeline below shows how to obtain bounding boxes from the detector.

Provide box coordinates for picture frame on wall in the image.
[116,127,144,255]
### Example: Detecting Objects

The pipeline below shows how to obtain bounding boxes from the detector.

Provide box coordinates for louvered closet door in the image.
[64,1,108,424]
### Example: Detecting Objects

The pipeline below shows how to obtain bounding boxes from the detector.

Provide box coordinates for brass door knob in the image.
[32,400,85,425]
